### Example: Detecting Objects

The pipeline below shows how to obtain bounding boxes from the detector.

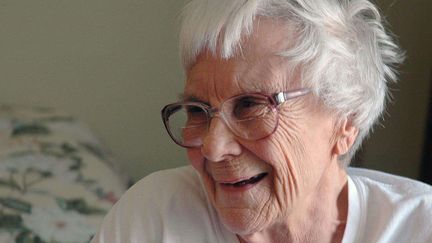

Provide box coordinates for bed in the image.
[0,105,129,242]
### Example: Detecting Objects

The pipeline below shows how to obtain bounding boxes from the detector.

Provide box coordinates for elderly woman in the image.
[93,0,432,242]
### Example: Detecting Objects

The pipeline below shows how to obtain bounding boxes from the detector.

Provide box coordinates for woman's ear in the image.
[332,118,359,156]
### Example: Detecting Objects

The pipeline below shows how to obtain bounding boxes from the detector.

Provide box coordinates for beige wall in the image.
[0,0,430,181]
[0,0,189,180]
[360,0,432,179]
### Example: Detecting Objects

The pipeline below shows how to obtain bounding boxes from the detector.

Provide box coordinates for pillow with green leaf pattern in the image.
[0,105,128,243]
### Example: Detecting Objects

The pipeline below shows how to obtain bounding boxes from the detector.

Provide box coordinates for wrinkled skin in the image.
[183,19,357,243]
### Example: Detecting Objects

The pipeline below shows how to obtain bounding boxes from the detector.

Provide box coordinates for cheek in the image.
[245,118,311,197]
[187,148,205,173]
[272,112,336,191]
[240,116,305,181]
[265,117,306,171]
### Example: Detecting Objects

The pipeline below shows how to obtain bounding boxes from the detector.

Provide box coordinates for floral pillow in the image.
[0,105,128,243]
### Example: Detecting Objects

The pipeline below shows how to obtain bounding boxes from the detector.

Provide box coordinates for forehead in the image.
[184,19,297,103]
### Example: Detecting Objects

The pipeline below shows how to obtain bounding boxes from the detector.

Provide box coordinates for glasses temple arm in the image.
[274,88,311,104]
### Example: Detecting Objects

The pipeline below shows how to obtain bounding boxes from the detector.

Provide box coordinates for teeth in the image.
[225,173,268,187]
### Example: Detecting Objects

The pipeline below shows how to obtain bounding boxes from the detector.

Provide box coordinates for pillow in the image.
[0,105,128,243]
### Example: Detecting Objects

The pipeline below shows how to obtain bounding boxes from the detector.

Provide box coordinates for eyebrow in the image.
[178,93,209,104]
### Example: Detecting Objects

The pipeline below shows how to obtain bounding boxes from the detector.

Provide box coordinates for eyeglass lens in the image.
[164,94,278,147]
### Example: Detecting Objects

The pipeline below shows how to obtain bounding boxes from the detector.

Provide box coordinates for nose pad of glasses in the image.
[200,117,242,162]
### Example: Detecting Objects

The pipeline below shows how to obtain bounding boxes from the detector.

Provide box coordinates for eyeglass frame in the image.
[161,88,311,148]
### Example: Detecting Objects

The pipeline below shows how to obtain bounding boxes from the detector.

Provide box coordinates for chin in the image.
[206,174,276,235]
[217,208,266,235]
[214,189,276,236]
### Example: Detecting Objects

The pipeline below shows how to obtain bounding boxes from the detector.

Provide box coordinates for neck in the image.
[238,161,348,243]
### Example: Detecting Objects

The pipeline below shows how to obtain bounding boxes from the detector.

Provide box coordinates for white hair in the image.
[179,0,404,166]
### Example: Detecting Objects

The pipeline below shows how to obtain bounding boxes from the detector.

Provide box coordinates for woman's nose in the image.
[200,117,241,162]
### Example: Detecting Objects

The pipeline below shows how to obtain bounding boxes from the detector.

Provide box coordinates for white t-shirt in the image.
[344,168,432,243]
[92,166,432,243]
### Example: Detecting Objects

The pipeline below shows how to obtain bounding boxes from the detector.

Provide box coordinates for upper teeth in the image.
[224,173,267,186]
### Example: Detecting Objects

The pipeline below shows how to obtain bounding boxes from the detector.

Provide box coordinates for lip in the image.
[218,177,254,184]
[216,172,268,192]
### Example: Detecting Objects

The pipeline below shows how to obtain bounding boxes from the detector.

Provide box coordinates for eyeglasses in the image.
[161,88,311,148]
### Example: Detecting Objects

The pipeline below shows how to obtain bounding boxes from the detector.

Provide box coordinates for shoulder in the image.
[130,165,205,200]
[347,168,432,242]
[125,166,214,217]
[92,166,235,243]
[348,167,432,197]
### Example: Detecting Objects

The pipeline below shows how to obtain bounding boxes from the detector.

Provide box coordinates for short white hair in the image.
[179,0,404,166]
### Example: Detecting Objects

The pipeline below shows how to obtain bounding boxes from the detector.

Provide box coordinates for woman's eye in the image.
[186,106,204,114]
[233,97,268,118]
[185,106,207,123]
[236,97,267,109]
[238,99,258,108]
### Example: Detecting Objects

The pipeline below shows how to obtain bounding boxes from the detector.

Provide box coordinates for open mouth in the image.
[221,172,268,188]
